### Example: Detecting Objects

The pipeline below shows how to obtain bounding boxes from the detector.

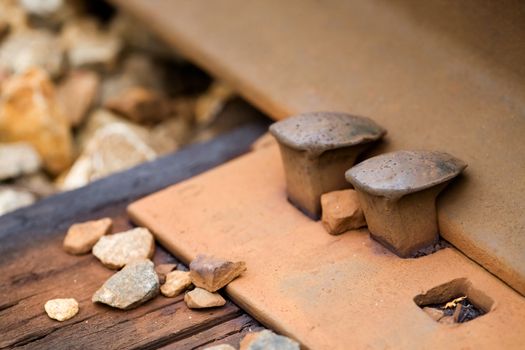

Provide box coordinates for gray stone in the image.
[0,143,41,180]
[92,259,159,310]
[240,330,300,350]
[92,227,155,269]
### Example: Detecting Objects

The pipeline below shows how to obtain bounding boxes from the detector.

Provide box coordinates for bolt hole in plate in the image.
[414,278,493,324]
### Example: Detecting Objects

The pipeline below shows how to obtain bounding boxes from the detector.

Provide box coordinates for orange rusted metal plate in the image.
[128,145,525,349]
[112,0,525,294]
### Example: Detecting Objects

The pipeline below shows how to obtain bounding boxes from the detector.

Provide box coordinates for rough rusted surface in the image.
[269,112,385,218]
[110,0,525,295]
[269,112,385,156]
[345,151,467,257]
[129,145,525,349]
[346,150,467,200]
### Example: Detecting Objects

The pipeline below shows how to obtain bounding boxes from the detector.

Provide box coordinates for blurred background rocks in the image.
[0,0,246,216]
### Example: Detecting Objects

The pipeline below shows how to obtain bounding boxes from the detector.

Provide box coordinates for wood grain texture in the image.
[0,117,268,349]
[0,212,253,350]
[110,0,525,295]
[160,314,263,350]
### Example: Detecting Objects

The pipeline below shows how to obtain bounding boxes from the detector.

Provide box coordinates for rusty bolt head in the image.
[270,112,386,219]
[345,150,467,257]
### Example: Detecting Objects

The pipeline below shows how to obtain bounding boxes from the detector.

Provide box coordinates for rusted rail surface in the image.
[110,0,525,295]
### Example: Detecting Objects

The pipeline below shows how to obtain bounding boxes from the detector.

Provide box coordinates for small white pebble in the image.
[44,298,79,321]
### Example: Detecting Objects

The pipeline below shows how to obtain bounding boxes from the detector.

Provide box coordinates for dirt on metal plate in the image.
[128,145,525,349]
[110,0,525,296]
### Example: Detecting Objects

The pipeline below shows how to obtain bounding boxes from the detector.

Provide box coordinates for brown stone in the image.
[57,70,100,126]
[155,263,177,284]
[189,255,246,292]
[0,68,73,175]
[92,259,159,309]
[240,330,300,350]
[270,112,386,218]
[63,218,112,255]
[160,270,192,297]
[92,227,155,269]
[44,298,79,322]
[99,53,166,104]
[321,189,366,235]
[169,97,196,122]
[0,20,8,40]
[346,150,467,257]
[105,86,171,124]
[150,117,190,152]
[194,82,235,126]
[184,288,226,309]
[422,307,445,322]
